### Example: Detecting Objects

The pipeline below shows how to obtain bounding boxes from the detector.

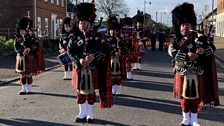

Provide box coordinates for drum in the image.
[57,52,72,65]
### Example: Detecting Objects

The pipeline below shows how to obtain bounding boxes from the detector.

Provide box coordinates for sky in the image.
[124,0,217,26]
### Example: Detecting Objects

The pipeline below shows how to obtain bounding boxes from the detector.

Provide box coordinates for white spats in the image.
[26,84,32,93]
[127,72,133,80]
[76,103,86,119]
[180,112,190,125]
[86,104,93,120]
[191,113,200,126]
[19,85,26,94]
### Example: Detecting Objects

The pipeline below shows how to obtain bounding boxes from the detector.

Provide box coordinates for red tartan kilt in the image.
[25,55,38,74]
[174,72,203,99]
[126,52,138,63]
[137,52,145,57]
[71,68,99,89]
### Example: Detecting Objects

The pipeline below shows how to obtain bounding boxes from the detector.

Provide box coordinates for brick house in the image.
[216,0,224,37]
[0,0,67,39]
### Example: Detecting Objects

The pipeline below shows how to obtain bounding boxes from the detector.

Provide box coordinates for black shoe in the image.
[126,78,133,81]
[75,117,86,123]
[86,118,94,123]
[180,123,190,126]
[26,92,33,95]
[19,91,26,95]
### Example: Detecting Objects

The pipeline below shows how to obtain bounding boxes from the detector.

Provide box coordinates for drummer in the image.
[59,17,73,80]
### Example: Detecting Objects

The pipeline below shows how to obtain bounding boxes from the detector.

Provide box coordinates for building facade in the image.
[216,0,224,37]
[0,0,67,39]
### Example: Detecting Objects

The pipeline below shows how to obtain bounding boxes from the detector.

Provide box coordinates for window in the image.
[61,0,64,7]
[51,0,54,4]
[57,0,59,5]
[37,17,42,37]
[44,0,48,2]
[45,18,48,36]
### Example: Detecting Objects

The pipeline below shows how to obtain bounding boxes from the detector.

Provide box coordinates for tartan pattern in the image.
[24,55,38,74]
[77,93,96,104]
[98,57,113,108]
[87,93,96,105]
[121,27,132,42]
[120,58,126,82]
[126,62,132,72]
[72,68,98,90]
[180,99,201,112]
[35,40,45,74]
[200,56,220,106]
[173,72,203,99]
[111,57,126,85]
[77,94,87,104]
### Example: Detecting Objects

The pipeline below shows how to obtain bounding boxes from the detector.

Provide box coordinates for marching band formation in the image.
[13,1,219,126]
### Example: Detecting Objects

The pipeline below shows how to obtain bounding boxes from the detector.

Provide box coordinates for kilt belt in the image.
[174,60,204,75]
[79,67,95,95]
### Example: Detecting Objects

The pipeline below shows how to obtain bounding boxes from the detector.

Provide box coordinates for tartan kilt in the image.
[173,72,203,99]
[120,58,126,83]
[111,56,126,85]
[16,54,37,74]
[71,68,99,90]
[126,52,138,63]
[137,52,145,57]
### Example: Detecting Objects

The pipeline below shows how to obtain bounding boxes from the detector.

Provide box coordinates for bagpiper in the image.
[59,17,73,80]
[67,1,112,123]
[106,15,126,95]
[168,3,219,126]
[14,16,39,95]
[120,16,135,80]
[132,10,148,70]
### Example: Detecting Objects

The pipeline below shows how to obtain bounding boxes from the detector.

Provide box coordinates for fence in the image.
[0,28,17,38]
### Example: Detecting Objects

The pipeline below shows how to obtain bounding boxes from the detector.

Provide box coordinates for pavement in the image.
[0,53,61,85]
[0,37,224,85]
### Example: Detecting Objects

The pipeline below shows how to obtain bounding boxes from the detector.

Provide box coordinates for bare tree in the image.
[96,0,129,17]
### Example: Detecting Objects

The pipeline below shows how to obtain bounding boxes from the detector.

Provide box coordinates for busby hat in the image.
[63,17,71,25]
[18,16,32,30]
[107,15,120,30]
[73,2,96,24]
[124,17,132,26]
[171,2,196,32]
[136,10,144,24]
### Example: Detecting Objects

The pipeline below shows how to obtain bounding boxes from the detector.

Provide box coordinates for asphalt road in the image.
[0,50,224,126]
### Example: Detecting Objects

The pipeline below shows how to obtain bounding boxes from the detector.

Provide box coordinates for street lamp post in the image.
[144,0,151,27]
[211,0,214,25]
